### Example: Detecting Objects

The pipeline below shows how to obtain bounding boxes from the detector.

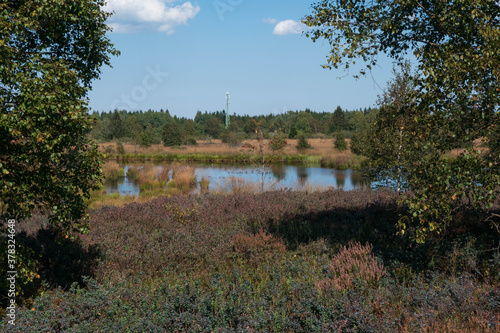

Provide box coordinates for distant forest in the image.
[90,107,378,149]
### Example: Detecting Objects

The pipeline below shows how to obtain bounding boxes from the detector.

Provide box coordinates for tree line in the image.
[89,106,378,147]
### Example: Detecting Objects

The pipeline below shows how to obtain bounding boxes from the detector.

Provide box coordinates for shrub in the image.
[221,130,242,147]
[269,131,287,152]
[104,145,115,154]
[162,121,182,147]
[296,132,311,151]
[116,141,125,155]
[199,177,210,193]
[333,131,348,151]
[139,130,153,148]
[233,230,286,264]
[319,242,386,291]
[184,137,198,146]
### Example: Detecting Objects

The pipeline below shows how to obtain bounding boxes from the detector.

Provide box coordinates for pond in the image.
[105,163,370,196]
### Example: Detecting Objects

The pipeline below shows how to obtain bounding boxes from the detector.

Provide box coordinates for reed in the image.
[199,177,210,193]
[171,165,196,191]
[102,161,124,181]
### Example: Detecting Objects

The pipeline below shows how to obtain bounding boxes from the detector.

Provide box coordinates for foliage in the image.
[139,129,153,148]
[359,62,424,192]
[204,118,222,139]
[268,131,288,151]
[304,0,500,241]
[162,121,182,147]
[3,189,500,330]
[0,0,118,232]
[109,110,124,140]
[319,242,386,291]
[221,129,243,147]
[288,125,298,139]
[183,137,198,146]
[91,108,380,150]
[330,106,346,132]
[296,132,312,151]
[116,141,125,155]
[333,131,347,151]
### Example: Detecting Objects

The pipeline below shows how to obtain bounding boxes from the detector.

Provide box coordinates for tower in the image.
[225,91,230,129]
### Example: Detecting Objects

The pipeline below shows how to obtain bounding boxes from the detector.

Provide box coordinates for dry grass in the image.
[157,167,170,183]
[171,164,196,190]
[210,177,261,195]
[199,177,210,193]
[99,138,361,161]
[102,161,124,180]
[296,181,330,193]
[209,176,330,195]
[88,193,145,209]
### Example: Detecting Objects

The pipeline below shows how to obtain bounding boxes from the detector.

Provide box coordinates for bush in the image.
[139,131,153,148]
[269,131,287,151]
[333,131,348,151]
[296,133,311,151]
[104,145,115,154]
[116,141,125,155]
[318,242,386,291]
[184,137,198,146]
[162,121,182,147]
[221,130,242,147]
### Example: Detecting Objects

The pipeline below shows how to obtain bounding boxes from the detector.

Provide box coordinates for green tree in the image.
[116,141,125,155]
[139,129,153,148]
[304,0,500,241]
[0,0,118,232]
[333,131,347,151]
[124,115,144,142]
[162,121,182,147]
[294,111,312,134]
[330,106,346,133]
[109,110,124,139]
[363,62,424,192]
[183,119,197,138]
[204,118,222,139]
[296,132,312,151]
[348,111,369,133]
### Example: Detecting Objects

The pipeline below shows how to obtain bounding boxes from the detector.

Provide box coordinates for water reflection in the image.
[270,164,286,181]
[105,163,370,196]
[335,171,346,188]
[296,167,308,186]
[105,166,140,196]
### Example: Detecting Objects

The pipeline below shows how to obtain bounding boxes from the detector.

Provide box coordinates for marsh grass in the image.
[102,161,124,181]
[171,165,196,191]
[212,176,260,194]
[99,139,366,167]
[199,177,210,193]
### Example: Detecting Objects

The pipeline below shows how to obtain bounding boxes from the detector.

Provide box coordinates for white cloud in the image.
[273,20,308,35]
[262,17,277,24]
[104,0,200,35]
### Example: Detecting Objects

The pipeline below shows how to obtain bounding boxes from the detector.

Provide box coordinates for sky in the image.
[87,0,399,118]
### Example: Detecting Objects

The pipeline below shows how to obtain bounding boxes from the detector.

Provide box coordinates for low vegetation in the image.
[100,138,365,170]
[3,189,499,331]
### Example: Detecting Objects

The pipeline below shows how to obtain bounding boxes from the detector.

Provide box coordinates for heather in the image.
[2,189,500,332]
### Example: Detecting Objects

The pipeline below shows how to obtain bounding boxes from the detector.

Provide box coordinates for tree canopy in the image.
[0,0,119,232]
[304,0,500,241]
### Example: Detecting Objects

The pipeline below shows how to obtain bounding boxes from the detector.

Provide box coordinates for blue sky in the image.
[87,0,398,118]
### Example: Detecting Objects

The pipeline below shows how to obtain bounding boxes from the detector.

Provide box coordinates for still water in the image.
[105,164,369,196]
